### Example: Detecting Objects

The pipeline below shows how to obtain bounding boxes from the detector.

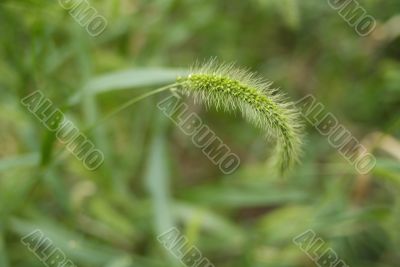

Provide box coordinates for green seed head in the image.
[177,59,303,175]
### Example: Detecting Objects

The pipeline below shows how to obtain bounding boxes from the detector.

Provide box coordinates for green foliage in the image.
[0,1,400,267]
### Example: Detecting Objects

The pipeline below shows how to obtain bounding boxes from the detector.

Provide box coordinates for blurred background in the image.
[1,0,400,266]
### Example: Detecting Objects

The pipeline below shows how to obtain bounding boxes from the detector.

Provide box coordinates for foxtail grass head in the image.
[176,59,303,175]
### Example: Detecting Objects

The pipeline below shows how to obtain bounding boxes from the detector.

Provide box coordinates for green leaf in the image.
[10,218,126,265]
[181,186,308,208]
[143,113,174,235]
[68,68,188,105]
[0,153,39,172]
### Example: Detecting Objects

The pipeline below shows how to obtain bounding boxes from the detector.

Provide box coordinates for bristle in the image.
[177,59,303,175]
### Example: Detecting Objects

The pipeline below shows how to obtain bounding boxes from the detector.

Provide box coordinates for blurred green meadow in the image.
[1,0,400,266]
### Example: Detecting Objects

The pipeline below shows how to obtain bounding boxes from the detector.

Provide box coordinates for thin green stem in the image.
[47,83,179,170]
[83,83,179,134]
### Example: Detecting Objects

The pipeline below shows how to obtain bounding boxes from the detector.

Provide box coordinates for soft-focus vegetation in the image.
[0,0,399,266]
